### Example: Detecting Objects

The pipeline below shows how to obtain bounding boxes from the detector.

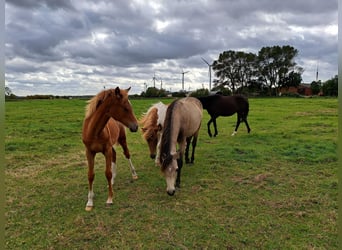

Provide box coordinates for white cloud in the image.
[5,0,338,96]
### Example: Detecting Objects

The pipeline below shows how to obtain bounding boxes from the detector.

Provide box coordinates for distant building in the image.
[280,83,312,96]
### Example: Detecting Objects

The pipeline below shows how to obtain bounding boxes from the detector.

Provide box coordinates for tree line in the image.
[211,45,303,96]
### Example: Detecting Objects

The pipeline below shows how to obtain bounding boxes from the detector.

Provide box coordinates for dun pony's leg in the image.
[185,137,192,163]
[85,150,95,211]
[190,133,199,163]
[118,135,138,179]
[176,156,183,188]
[207,118,213,137]
[105,149,114,206]
[176,142,186,188]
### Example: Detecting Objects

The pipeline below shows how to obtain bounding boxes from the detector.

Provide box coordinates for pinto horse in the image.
[139,102,168,164]
[82,87,138,211]
[158,97,203,196]
[197,94,251,137]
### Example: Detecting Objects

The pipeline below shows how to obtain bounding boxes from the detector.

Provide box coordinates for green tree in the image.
[279,71,302,90]
[322,75,338,96]
[257,45,302,96]
[212,50,257,94]
[310,81,322,95]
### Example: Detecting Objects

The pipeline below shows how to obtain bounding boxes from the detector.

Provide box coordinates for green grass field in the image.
[5,97,337,249]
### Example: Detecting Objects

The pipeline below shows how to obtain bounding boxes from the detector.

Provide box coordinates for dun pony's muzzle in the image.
[167,189,176,196]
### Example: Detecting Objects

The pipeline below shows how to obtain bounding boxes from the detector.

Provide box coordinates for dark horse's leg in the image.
[233,113,242,134]
[185,137,192,163]
[207,118,213,137]
[234,113,251,135]
[244,117,251,133]
[212,118,218,137]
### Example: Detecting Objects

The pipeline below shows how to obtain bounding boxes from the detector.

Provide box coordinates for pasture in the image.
[5,97,337,249]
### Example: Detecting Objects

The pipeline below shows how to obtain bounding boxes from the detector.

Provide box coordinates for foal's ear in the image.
[115,87,122,99]
[126,87,131,92]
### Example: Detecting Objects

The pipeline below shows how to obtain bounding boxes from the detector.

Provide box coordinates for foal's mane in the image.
[85,89,114,119]
[159,99,178,170]
[139,107,158,138]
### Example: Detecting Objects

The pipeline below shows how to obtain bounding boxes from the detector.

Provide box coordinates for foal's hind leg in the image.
[111,148,117,185]
[118,133,138,180]
[105,149,114,206]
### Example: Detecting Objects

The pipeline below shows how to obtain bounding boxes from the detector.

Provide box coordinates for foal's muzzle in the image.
[129,123,138,132]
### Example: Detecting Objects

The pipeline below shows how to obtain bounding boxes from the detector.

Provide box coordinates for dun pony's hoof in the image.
[132,175,138,180]
[85,206,93,211]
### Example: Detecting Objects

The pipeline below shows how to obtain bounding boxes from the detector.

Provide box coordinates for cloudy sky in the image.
[5,0,338,96]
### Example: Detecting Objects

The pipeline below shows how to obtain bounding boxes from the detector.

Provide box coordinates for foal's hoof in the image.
[132,175,138,180]
[85,206,93,212]
[106,203,113,208]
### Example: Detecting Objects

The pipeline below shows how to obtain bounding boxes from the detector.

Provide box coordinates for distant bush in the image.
[189,88,209,97]
[171,91,187,97]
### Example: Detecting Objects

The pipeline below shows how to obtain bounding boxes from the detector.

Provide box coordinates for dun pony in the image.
[158,97,203,196]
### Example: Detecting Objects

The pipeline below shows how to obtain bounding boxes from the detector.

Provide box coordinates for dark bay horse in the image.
[82,87,138,211]
[158,97,203,196]
[197,94,251,137]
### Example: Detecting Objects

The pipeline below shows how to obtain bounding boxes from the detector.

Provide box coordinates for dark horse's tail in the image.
[235,95,249,118]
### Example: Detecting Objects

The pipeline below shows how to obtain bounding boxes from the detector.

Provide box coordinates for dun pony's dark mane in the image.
[159,99,178,170]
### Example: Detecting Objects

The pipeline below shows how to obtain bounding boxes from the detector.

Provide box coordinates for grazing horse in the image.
[197,94,251,137]
[139,102,168,164]
[82,87,138,211]
[158,97,203,196]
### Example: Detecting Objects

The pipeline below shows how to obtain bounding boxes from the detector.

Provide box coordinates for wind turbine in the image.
[201,57,212,91]
[152,72,158,88]
[181,70,189,91]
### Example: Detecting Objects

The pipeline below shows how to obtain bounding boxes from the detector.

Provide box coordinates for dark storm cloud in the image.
[5,0,338,96]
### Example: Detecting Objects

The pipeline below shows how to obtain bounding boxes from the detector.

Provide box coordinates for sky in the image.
[5,0,338,96]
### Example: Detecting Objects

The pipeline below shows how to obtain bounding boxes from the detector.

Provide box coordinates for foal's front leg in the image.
[85,150,95,211]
